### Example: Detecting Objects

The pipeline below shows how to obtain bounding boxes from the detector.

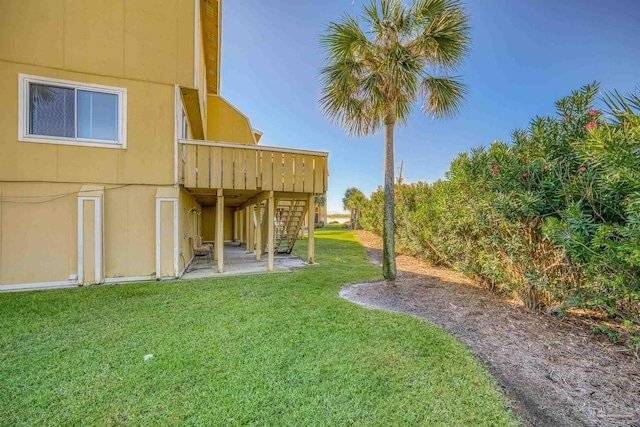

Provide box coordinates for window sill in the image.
[19,135,126,150]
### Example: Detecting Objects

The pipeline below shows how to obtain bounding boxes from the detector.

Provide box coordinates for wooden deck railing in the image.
[179,139,328,193]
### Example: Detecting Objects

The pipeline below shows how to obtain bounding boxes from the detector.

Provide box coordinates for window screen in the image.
[29,84,75,138]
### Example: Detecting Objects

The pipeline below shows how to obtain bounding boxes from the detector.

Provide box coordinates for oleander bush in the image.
[360,83,640,347]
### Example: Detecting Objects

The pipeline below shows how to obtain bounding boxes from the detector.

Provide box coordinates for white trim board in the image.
[104,276,156,284]
[155,197,179,279]
[174,84,181,186]
[0,280,78,292]
[78,195,104,286]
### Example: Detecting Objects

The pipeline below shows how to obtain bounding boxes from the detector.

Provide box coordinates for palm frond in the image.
[410,0,470,70]
[320,15,370,62]
[363,1,384,38]
[421,75,468,118]
[384,42,421,93]
[319,59,385,136]
[602,89,640,124]
[412,0,450,19]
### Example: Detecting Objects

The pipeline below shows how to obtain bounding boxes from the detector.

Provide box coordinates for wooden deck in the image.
[179,139,328,193]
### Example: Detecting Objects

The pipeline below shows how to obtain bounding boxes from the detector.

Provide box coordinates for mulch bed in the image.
[339,230,640,427]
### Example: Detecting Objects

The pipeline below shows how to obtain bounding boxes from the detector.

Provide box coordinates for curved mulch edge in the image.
[339,230,640,427]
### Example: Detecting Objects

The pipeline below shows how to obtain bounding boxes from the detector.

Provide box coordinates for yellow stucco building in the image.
[0,0,328,291]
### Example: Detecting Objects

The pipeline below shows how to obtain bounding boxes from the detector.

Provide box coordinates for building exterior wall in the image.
[0,0,200,288]
[0,182,79,286]
[0,0,195,86]
[201,206,233,242]
[0,63,177,185]
[0,0,195,185]
[206,95,257,145]
[0,182,170,287]
[104,186,157,279]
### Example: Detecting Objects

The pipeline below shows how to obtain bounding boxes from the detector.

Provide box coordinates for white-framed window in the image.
[18,74,127,149]
[181,109,190,140]
[180,108,189,162]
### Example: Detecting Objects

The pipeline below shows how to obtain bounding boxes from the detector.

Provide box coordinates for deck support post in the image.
[232,210,238,242]
[268,191,275,271]
[307,193,315,264]
[216,189,224,273]
[245,206,251,252]
[256,200,262,261]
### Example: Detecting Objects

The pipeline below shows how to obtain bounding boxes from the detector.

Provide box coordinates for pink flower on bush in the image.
[522,173,528,178]
[589,109,600,116]
[492,165,499,174]
[564,115,570,119]
[578,166,586,172]
[544,164,549,170]
[586,121,597,130]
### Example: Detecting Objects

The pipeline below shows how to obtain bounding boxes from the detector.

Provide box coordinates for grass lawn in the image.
[0,227,518,426]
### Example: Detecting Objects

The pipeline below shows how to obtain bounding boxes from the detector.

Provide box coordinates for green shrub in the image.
[360,83,640,346]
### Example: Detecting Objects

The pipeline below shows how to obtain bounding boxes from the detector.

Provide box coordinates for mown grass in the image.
[0,226,518,426]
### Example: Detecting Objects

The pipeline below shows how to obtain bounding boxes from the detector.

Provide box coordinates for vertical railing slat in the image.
[210,146,222,188]
[314,156,324,194]
[302,156,313,193]
[283,153,294,192]
[246,150,257,190]
[323,157,328,193]
[294,155,304,192]
[184,145,197,188]
[197,145,209,188]
[222,147,234,189]
[233,148,246,190]
[261,150,273,190]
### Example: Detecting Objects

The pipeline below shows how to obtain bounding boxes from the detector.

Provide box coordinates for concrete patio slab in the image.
[181,242,307,280]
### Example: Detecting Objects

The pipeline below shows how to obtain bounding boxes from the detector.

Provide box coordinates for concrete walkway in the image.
[181,242,306,279]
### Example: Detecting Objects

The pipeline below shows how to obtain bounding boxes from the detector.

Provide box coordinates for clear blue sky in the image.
[219,0,640,213]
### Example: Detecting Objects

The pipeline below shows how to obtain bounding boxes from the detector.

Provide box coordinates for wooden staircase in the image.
[273,199,307,254]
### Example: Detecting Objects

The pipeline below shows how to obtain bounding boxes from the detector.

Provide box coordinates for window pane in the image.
[29,84,75,138]
[77,90,118,141]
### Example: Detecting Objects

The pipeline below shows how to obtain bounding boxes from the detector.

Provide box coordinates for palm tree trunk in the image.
[382,120,397,283]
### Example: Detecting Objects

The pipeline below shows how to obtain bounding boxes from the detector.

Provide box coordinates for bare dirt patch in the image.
[340,230,640,427]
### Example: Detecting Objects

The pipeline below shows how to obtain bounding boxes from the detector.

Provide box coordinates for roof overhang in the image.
[180,87,205,140]
[201,0,221,95]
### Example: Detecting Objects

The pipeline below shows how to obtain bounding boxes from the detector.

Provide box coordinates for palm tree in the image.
[343,187,367,229]
[320,0,470,282]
